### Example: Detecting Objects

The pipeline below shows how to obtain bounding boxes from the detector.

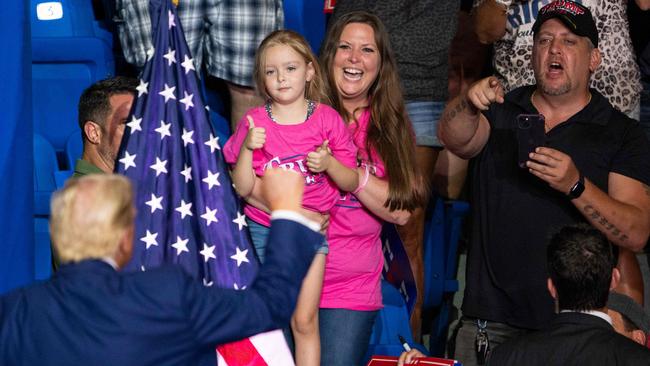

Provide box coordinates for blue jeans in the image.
[247,218,270,264]
[406,100,445,147]
[320,308,378,366]
[247,217,328,264]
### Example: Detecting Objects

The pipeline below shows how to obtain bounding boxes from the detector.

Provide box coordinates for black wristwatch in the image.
[567,174,585,200]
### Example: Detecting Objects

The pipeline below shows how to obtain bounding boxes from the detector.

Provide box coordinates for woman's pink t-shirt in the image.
[320,109,385,311]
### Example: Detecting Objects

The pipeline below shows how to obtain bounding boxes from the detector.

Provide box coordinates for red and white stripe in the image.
[216,329,294,366]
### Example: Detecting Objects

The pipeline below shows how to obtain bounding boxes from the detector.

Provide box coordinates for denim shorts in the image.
[247,218,328,264]
[406,100,445,148]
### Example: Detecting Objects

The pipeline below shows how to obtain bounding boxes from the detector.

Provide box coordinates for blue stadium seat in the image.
[284,0,327,53]
[33,133,57,280]
[31,0,115,152]
[54,170,73,189]
[365,281,428,363]
[65,130,83,169]
[34,217,52,280]
[423,197,469,356]
[33,133,58,216]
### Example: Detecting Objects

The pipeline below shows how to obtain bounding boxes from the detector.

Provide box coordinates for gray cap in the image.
[608,292,650,334]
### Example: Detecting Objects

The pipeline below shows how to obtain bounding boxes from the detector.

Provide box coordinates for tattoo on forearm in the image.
[441,98,470,125]
[583,205,628,242]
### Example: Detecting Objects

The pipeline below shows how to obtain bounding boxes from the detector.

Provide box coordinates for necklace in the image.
[265,100,315,124]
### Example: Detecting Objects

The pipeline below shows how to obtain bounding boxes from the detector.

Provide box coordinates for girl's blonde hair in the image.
[254,30,329,104]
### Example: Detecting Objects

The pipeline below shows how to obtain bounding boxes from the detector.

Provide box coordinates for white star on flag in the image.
[179,91,194,111]
[175,199,193,219]
[159,83,176,103]
[230,247,250,267]
[232,212,247,231]
[233,283,247,290]
[163,48,177,66]
[150,157,168,176]
[204,134,220,152]
[202,170,221,190]
[140,230,158,249]
[145,193,164,213]
[171,236,189,256]
[203,278,214,287]
[168,10,176,29]
[136,80,148,97]
[200,243,216,262]
[127,115,142,133]
[155,120,172,140]
[181,55,195,74]
[119,151,137,170]
[181,128,194,146]
[180,164,192,183]
[201,206,218,226]
[146,46,155,61]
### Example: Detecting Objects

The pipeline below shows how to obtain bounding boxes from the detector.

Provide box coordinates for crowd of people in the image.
[2,0,650,365]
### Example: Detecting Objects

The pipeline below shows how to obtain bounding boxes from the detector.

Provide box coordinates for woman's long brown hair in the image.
[320,11,423,211]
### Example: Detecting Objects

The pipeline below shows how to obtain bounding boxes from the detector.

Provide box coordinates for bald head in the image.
[50,174,135,265]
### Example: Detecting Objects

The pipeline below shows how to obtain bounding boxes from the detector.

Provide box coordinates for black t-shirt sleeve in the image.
[611,122,650,186]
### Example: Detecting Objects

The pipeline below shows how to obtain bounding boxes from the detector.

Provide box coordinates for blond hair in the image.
[50,174,135,263]
[253,30,329,104]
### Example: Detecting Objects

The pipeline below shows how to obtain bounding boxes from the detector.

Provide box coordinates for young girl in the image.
[223,30,359,366]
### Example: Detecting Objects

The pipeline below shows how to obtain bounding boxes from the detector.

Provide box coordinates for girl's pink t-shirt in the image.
[223,103,357,226]
[320,109,385,311]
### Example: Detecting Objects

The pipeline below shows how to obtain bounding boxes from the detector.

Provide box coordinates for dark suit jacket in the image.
[0,218,321,366]
[488,312,650,365]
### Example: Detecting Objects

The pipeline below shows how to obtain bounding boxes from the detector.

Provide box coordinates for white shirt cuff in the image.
[271,210,321,232]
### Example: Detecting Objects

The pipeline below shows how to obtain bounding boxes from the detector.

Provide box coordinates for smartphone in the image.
[516,114,546,168]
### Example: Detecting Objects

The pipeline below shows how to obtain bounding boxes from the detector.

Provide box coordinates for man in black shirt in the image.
[438,2,650,365]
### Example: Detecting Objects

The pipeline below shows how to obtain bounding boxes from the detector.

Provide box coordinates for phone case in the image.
[516,114,546,168]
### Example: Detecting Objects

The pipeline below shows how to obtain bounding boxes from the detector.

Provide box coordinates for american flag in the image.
[115,0,293,364]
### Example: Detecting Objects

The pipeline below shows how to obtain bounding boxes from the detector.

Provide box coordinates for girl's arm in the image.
[354,168,411,226]
[231,116,266,197]
[231,145,257,197]
[306,140,358,191]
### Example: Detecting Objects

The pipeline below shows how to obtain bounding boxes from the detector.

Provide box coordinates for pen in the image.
[398,335,412,352]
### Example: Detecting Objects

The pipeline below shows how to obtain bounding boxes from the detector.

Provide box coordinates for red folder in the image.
[367,355,459,366]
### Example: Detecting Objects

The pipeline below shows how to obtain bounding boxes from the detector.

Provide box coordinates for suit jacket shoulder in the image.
[488,312,650,366]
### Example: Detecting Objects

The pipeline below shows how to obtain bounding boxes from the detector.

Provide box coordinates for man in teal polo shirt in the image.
[74,77,138,176]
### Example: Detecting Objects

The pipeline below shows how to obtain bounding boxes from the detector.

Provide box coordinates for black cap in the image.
[608,292,650,334]
[532,1,598,48]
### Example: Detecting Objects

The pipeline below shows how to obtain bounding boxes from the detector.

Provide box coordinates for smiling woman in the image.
[330,22,380,114]
[318,11,422,366]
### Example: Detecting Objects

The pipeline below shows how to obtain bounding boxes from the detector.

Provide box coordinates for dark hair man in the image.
[438,1,650,364]
[0,170,321,365]
[487,224,650,365]
[75,76,138,175]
